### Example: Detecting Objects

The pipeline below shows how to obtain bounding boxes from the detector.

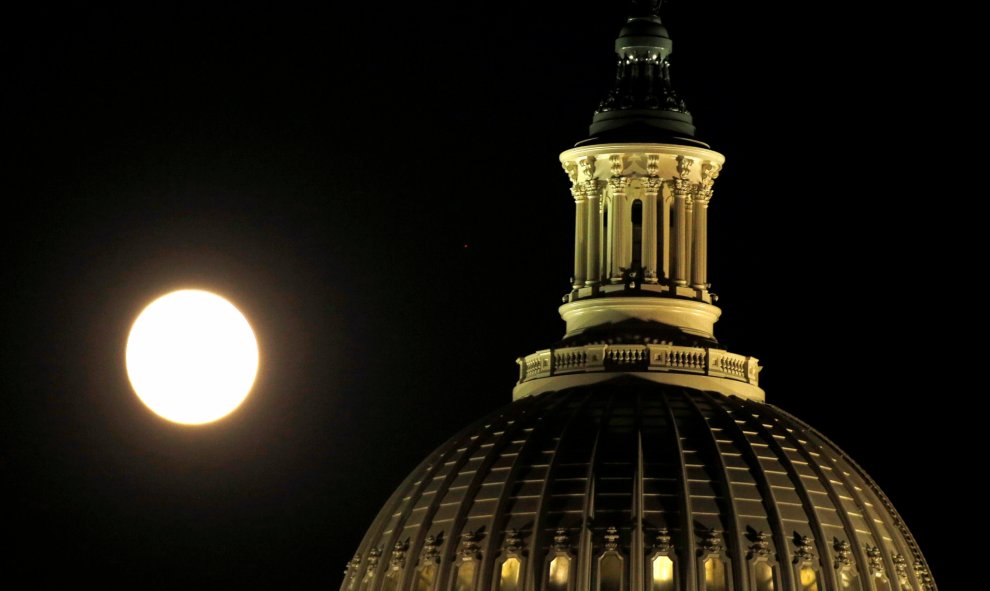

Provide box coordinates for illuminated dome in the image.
[343,3,936,590]
[342,380,932,591]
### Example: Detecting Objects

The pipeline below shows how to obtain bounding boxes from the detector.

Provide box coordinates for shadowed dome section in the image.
[341,379,933,591]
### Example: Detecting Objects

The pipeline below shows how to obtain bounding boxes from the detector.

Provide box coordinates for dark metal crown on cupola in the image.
[583,0,703,147]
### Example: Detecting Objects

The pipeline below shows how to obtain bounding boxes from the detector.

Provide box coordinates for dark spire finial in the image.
[581,1,704,147]
[630,0,663,18]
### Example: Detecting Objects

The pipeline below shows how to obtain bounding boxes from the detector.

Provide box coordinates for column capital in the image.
[571,183,588,202]
[644,175,662,194]
[608,175,630,191]
[563,160,579,185]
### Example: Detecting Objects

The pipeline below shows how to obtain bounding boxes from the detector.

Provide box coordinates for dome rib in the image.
[681,391,747,591]
[477,393,575,591]
[524,390,595,591]
[660,390,696,588]
[702,395,797,589]
[346,382,936,591]
[742,400,839,589]
[775,405,924,589]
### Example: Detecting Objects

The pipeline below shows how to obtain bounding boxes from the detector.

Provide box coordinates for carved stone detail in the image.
[748,531,772,559]
[366,546,383,577]
[346,554,361,579]
[604,526,620,552]
[793,536,815,564]
[552,528,572,554]
[578,156,597,181]
[609,154,626,177]
[676,155,694,179]
[865,545,884,576]
[563,161,579,184]
[420,535,441,565]
[833,539,852,569]
[892,553,908,580]
[701,528,723,555]
[647,154,661,178]
[503,529,524,556]
[459,531,481,561]
[652,528,673,553]
[390,541,408,570]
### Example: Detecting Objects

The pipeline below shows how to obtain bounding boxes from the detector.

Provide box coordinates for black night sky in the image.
[8,1,959,586]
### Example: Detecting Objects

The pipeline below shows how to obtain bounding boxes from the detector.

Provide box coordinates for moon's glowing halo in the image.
[125,289,259,425]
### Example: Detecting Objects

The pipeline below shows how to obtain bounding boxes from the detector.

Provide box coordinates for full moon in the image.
[126,289,259,425]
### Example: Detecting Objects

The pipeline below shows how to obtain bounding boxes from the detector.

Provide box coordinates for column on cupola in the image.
[565,162,587,288]
[672,155,694,286]
[580,157,602,286]
[608,154,628,282]
[643,154,661,283]
[691,161,719,289]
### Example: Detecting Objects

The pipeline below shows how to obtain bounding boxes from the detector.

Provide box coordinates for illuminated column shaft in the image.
[691,196,709,288]
[672,156,694,286]
[672,181,689,285]
[660,184,671,282]
[585,180,602,285]
[685,195,694,284]
[610,176,628,281]
[643,176,660,283]
[572,185,587,288]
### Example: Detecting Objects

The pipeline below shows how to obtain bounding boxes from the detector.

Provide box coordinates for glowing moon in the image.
[126,289,259,425]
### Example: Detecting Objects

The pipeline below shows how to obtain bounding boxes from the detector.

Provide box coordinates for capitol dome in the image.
[342,4,936,590]
[343,380,931,591]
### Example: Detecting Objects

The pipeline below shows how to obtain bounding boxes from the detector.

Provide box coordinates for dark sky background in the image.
[7,1,959,587]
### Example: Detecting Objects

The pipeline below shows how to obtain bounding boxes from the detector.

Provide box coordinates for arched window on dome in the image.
[698,528,730,591]
[546,528,576,591]
[792,536,821,591]
[452,532,482,591]
[648,528,677,591]
[414,535,442,591]
[493,529,526,591]
[747,531,779,591]
[837,567,862,591]
[595,527,625,591]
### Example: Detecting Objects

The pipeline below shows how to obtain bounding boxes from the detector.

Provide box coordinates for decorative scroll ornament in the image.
[865,545,884,576]
[346,554,362,578]
[563,161,579,184]
[503,529,524,556]
[749,531,772,559]
[390,541,408,570]
[701,528,724,555]
[646,154,660,178]
[699,161,720,201]
[609,154,626,177]
[459,531,482,561]
[604,526,620,552]
[552,528,572,554]
[914,561,935,590]
[833,540,852,569]
[421,535,441,565]
[653,528,673,553]
[793,536,815,564]
[579,157,597,180]
[892,553,908,580]
[366,546,383,577]
[674,156,694,194]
